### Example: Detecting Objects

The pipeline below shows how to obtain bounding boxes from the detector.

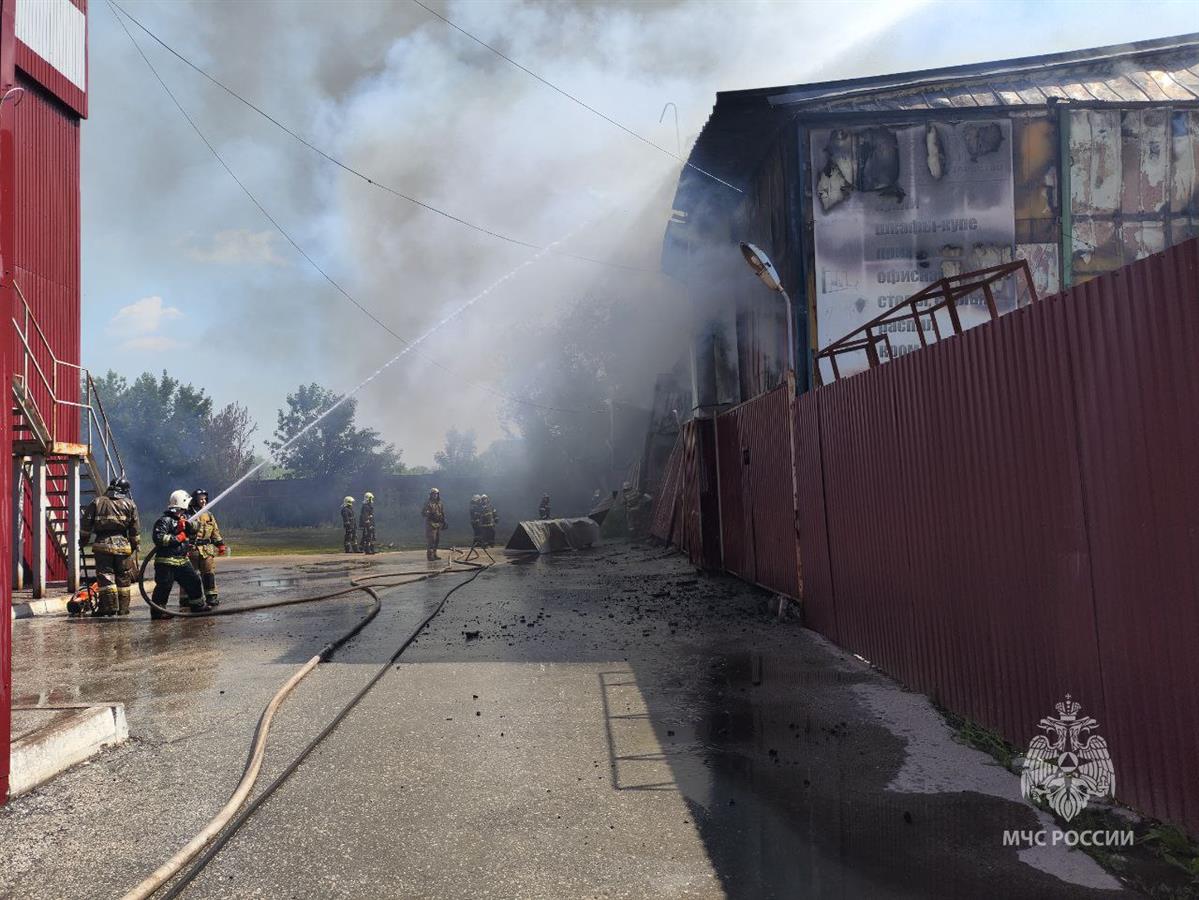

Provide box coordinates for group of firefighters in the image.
[78,477,226,618]
[75,476,560,620]
[339,493,378,554]
[343,488,553,561]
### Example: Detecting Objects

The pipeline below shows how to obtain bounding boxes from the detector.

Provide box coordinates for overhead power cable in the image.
[108,0,655,275]
[106,0,594,416]
[409,0,743,194]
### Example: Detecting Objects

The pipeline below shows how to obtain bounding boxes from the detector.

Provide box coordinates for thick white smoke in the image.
[85,0,1197,464]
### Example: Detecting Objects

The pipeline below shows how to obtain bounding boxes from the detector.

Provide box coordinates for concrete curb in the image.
[12,582,157,619]
[11,594,72,619]
[9,704,129,796]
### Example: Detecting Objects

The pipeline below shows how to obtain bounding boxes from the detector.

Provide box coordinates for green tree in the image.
[92,370,259,506]
[269,383,402,479]
[207,402,259,485]
[433,427,481,476]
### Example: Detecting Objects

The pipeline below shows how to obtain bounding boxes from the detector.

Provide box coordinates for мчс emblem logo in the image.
[1020,694,1115,822]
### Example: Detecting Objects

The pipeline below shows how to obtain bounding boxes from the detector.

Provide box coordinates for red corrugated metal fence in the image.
[715,383,800,598]
[797,239,1199,833]
[653,239,1199,833]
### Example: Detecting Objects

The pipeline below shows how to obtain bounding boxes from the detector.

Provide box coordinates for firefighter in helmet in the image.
[341,496,357,553]
[422,488,446,561]
[479,494,499,547]
[79,476,140,617]
[538,494,551,520]
[360,491,377,555]
[184,488,226,607]
[469,494,483,545]
[150,490,207,617]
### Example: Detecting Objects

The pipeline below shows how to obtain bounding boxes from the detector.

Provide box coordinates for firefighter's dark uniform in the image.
[479,499,498,547]
[422,495,446,560]
[469,496,483,544]
[538,495,551,519]
[188,510,225,606]
[359,499,376,555]
[80,488,140,616]
[151,509,206,617]
[341,501,357,553]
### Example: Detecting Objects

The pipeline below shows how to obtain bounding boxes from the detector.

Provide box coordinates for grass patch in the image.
[935,705,1199,897]
[1067,810,1199,898]
[223,527,441,555]
[938,706,1018,771]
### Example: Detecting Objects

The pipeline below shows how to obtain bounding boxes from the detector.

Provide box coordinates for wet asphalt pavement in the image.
[1,544,1130,899]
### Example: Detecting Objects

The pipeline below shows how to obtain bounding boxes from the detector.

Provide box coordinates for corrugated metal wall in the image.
[649,418,721,570]
[649,432,685,547]
[715,383,800,598]
[13,0,87,118]
[10,73,81,583]
[681,418,720,569]
[12,70,81,434]
[797,238,1199,832]
[792,390,835,638]
[1064,242,1199,831]
[0,0,10,801]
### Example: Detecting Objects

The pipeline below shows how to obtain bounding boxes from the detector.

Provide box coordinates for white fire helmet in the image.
[343,496,354,506]
[364,492,375,503]
[430,488,440,496]
[168,489,191,510]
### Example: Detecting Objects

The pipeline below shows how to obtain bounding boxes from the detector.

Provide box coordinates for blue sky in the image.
[80,0,1199,465]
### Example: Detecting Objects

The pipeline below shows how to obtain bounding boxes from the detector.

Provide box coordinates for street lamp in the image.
[739,242,795,381]
[740,242,800,609]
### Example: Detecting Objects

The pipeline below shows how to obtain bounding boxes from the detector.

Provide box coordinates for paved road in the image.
[2,546,1128,898]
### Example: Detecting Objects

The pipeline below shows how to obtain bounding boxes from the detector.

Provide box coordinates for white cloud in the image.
[120,335,183,353]
[183,229,287,266]
[107,295,185,352]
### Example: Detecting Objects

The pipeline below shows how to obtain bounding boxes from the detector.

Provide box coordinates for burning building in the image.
[662,32,1199,407]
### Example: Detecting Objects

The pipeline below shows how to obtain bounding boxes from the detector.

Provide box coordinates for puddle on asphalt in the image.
[625,649,1085,899]
[250,578,301,589]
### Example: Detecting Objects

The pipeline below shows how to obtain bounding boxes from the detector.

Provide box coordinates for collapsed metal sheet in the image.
[504,518,600,554]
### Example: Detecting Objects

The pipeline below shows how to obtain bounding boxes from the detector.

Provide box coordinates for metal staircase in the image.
[11,282,125,598]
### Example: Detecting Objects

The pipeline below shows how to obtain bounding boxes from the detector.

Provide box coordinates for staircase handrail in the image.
[10,281,125,483]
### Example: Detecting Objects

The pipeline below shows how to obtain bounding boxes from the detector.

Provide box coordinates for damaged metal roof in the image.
[683,33,1199,195]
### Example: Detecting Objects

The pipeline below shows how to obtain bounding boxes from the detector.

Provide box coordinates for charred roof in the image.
[681,32,1199,198]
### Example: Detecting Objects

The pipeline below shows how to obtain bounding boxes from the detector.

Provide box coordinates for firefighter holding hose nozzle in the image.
[79,476,140,617]
[151,490,208,617]
[186,488,226,607]
[422,487,446,561]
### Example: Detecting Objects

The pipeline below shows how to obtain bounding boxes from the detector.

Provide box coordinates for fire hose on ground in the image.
[121,545,494,900]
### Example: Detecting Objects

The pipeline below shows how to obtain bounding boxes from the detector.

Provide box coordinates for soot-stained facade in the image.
[663,33,1199,405]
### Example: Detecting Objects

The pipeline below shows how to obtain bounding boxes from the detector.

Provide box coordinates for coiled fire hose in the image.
[121,546,493,900]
